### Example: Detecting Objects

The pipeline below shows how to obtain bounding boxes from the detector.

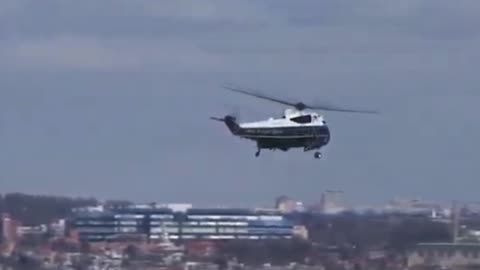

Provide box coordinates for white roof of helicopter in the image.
[239,108,326,129]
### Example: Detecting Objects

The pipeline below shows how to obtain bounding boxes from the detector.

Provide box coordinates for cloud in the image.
[2,0,480,73]
[0,0,273,37]
[2,36,139,70]
[1,35,228,71]
[0,0,275,71]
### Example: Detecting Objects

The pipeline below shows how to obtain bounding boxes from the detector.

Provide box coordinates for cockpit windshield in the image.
[290,115,312,124]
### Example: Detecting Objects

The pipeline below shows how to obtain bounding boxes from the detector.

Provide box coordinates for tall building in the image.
[1,214,19,243]
[71,205,299,243]
[319,190,345,214]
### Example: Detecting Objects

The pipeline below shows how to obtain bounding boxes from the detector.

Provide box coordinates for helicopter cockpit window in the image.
[290,115,312,124]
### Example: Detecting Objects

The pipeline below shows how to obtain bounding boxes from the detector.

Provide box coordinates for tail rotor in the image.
[210,105,241,123]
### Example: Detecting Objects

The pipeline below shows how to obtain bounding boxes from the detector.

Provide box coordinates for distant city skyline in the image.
[0,190,460,212]
[1,0,479,205]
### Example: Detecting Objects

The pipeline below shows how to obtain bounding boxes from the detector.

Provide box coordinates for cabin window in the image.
[290,115,312,124]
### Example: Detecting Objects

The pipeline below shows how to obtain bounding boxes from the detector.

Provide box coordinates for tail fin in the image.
[210,115,241,135]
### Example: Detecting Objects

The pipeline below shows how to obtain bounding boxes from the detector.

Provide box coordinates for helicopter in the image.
[210,85,377,159]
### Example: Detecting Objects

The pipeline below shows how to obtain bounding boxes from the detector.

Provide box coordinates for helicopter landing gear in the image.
[255,149,261,157]
[314,152,322,159]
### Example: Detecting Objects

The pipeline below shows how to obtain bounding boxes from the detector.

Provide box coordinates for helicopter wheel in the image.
[255,149,261,157]
[314,152,322,159]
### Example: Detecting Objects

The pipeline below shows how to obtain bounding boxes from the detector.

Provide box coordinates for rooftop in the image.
[72,205,285,219]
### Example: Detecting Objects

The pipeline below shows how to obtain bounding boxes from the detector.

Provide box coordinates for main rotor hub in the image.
[295,102,307,110]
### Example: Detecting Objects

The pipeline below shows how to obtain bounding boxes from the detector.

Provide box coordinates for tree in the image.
[388,218,451,251]
[124,244,140,259]
[80,241,91,254]
[1,192,98,225]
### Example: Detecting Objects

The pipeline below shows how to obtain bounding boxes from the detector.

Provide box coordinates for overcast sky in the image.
[1,0,479,207]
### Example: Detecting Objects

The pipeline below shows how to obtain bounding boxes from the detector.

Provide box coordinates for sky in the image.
[0,0,479,207]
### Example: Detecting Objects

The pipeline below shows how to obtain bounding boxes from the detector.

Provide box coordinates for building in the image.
[275,196,304,213]
[309,190,346,214]
[49,219,67,238]
[275,196,297,213]
[2,213,19,243]
[72,205,175,242]
[408,242,480,268]
[71,205,299,243]
[292,225,308,240]
[17,224,48,237]
[182,208,295,240]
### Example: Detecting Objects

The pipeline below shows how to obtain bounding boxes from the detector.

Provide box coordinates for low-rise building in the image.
[70,205,301,243]
[408,242,480,268]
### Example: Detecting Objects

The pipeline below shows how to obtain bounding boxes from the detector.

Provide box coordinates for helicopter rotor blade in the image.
[223,84,378,114]
[223,85,299,108]
[307,103,378,114]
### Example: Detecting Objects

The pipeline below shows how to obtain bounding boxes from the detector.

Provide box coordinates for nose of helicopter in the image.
[322,124,331,145]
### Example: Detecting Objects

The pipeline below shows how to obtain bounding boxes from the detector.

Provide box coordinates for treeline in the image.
[300,211,452,252]
[217,239,312,266]
[0,193,99,225]
[214,213,452,266]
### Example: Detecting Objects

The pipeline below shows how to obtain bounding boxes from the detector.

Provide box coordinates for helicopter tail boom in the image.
[210,115,241,135]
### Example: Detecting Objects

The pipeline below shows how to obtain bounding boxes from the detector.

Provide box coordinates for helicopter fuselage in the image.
[220,110,330,157]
